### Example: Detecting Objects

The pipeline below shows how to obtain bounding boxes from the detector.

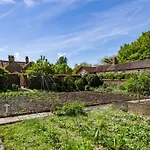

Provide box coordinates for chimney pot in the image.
[8,55,15,63]
[25,56,29,64]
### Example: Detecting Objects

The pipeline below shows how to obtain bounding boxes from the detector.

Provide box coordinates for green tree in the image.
[56,56,67,65]
[101,55,117,65]
[117,31,150,63]
[55,63,72,74]
[26,56,54,90]
[55,56,72,74]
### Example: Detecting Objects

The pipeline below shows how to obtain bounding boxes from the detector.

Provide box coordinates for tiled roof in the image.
[106,59,150,72]
[95,65,111,72]
[0,60,26,68]
[76,66,96,74]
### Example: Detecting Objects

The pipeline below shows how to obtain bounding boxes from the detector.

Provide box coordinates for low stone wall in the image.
[128,102,150,116]
[112,100,150,116]
[103,79,126,86]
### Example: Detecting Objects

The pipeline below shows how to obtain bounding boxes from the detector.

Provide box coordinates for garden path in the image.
[0,112,52,125]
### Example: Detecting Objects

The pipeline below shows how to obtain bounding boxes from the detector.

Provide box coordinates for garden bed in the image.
[0,109,150,150]
[0,91,135,117]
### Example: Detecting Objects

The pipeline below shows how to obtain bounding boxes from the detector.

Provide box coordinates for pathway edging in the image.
[0,112,52,125]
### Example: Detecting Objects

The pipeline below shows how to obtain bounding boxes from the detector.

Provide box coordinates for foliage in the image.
[55,102,86,116]
[0,109,150,150]
[100,55,117,65]
[0,68,9,90]
[55,56,72,74]
[26,56,54,90]
[86,74,103,88]
[63,76,76,92]
[56,56,67,65]
[75,78,87,91]
[103,72,115,80]
[114,72,125,79]
[118,31,150,63]
[55,63,72,74]
[125,72,150,95]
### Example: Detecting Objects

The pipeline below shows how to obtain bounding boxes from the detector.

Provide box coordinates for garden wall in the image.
[103,79,126,86]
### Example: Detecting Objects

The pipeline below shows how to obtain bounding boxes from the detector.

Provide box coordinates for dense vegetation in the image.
[0,108,150,150]
[0,68,9,91]
[117,31,150,63]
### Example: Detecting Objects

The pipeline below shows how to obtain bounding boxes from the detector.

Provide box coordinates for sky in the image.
[0,0,150,67]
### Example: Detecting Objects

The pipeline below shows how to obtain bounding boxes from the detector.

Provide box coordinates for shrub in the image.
[0,68,9,90]
[114,73,125,79]
[63,76,76,92]
[55,102,86,116]
[75,78,87,91]
[125,72,138,79]
[98,74,104,80]
[103,72,115,79]
[86,74,103,88]
[125,72,150,95]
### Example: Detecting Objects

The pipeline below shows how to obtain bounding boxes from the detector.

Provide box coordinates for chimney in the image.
[113,57,118,65]
[8,55,15,63]
[25,56,29,64]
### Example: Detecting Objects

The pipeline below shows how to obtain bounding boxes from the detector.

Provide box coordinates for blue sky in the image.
[0,0,150,67]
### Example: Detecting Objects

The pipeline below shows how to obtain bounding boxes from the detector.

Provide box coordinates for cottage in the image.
[0,55,33,73]
[75,66,96,76]
[76,59,150,76]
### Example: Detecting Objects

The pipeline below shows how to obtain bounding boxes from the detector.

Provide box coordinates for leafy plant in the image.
[55,102,86,116]
[86,74,103,88]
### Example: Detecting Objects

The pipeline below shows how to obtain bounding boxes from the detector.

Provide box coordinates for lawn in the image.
[0,91,135,117]
[0,108,150,150]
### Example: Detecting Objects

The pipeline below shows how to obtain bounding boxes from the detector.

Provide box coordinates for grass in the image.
[0,108,150,150]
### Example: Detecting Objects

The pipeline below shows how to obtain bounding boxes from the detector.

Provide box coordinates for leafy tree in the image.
[56,56,67,65]
[117,31,150,63]
[26,56,54,90]
[55,63,72,74]
[101,55,117,65]
[55,56,72,74]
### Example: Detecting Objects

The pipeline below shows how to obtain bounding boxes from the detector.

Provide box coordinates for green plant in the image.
[75,78,87,91]
[55,102,86,116]
[103,72,115,79]
[114,73,125,79]
[125,71,150,96]
[86,74,103,88]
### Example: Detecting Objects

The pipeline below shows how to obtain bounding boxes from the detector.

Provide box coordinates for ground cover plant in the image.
[0,108,150,150]
[0,91,135,117]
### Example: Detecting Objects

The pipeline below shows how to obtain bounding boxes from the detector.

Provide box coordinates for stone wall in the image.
[103,79,126,86]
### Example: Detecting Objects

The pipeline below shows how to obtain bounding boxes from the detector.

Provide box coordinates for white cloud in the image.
[24,0,35,7]
[0,0,15,4]
[57,52,66,58]
[0,2,23,19]
[22,0,150,59]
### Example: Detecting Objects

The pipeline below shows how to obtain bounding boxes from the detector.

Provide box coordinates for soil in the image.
[0,91,135,117]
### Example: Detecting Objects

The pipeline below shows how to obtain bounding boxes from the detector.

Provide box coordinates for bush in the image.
[125,72,150,95]
[103,73,115,79]
[63,76,76,92]
[98,74,104,80]
[125,72,138,79]
[0,68,9,90]
[86,74,103,88]
[114,73,125,79]
[75,78,87,91]
[55,102,86,116]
